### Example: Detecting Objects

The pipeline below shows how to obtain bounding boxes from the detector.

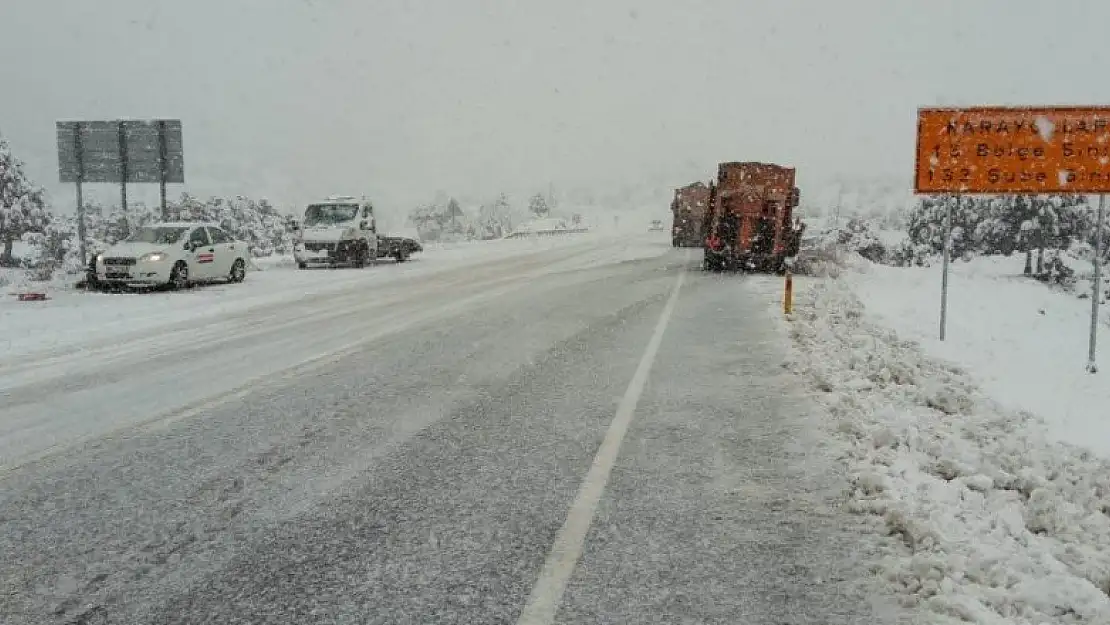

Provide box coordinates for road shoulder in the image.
[554,271,903,624]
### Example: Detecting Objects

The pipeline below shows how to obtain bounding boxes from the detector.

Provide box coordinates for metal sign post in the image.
[117,122,128,214]
[72,123,87,267]
[940,195,957,341]
[158,120,169,220]
[1090,194,1105,373]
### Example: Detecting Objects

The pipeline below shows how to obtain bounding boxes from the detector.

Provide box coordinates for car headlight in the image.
[140,252,167,262]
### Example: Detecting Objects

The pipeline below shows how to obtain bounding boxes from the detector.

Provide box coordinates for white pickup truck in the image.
[293,196,379,269]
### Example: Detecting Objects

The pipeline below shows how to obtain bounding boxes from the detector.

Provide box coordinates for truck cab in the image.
[293,196,379,269]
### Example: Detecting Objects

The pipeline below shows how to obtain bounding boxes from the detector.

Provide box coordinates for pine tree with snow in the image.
[494,193,514,231]
[0,134,49,267]
[528,193,549,218]
[446,197,464,234]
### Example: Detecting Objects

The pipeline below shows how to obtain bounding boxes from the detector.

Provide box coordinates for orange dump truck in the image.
[670,181,710,247]
[703,161,804,273]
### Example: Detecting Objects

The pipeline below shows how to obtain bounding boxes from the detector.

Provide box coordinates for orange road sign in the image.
[915,106,1110,194]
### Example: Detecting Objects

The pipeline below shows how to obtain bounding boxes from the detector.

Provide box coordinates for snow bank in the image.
[843,255,1110,456]
[783,275,1110,623]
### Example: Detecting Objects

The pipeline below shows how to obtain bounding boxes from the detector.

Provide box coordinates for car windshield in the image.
[126,226,188,244]
[304,204,359,226]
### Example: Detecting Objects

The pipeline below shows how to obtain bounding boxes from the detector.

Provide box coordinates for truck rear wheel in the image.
[351,242,369,268]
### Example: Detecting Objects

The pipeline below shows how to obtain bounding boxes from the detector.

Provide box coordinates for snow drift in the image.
[783,276,1110,624]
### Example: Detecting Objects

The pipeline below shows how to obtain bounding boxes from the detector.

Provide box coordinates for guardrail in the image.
[503,228,591,239]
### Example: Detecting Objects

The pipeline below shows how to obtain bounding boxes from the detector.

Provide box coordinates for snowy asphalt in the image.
[0,241,893,624]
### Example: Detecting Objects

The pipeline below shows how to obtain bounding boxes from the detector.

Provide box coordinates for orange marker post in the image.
[784,270,793,315]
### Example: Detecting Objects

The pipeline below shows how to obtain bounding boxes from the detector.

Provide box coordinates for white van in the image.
[293,196,379,269]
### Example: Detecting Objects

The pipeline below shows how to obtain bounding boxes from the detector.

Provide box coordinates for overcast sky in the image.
[1,0,1107,213]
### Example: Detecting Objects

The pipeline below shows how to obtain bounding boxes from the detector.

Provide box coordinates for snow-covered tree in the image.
[907,193,1090,272]
[0,135,49,266]
[907,196,974,257]
[101,202,157,244]
[163,193,294,257]
[528,193,549,217]
[408,194,474,241]
[477,193,518,239]
[446,198,462,219]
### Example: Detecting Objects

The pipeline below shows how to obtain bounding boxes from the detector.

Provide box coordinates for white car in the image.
[94,222,249,289]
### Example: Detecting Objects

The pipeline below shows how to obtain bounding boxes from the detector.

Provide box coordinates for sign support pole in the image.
[117,121,128,214]
[74,123,87,268]
[940,194,956,341]
[1089,194,1105,373]
[158,120,168,221]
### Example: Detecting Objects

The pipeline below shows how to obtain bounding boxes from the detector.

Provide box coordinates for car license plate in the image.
[106,272,129,279]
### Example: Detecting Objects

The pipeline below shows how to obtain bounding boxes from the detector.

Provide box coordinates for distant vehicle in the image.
[671,181,710,247]
[702,161,804,274]
[293,196,379,269]
[649,220,665,231]
[90,222,249,290]
[376,233,423,262]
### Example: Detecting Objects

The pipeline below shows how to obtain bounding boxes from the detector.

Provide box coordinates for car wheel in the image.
[352,242,368,269]
[393,249,408,262]
[169,261,189,290]
[229,258,246,283]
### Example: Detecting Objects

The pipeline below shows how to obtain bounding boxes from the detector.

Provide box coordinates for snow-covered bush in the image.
[836,218,888,263]
[888,238,933,268]
[907,194,1093,264]
[170,194,293,256]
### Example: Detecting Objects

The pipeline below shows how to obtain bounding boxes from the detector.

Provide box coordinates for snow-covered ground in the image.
[778,253,1110,623]
[845,255,1110,455]
[0,231,669,360]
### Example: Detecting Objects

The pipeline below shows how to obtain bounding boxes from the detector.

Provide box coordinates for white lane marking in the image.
[516,251,688,625]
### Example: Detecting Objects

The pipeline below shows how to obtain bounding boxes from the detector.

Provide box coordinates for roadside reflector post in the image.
[940,194,957,341]
[784,270,793,315]
[1089,193,1105,374]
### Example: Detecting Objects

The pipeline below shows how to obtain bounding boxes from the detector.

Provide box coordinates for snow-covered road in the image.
[0,234,896,624]
[0,234,669,473]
